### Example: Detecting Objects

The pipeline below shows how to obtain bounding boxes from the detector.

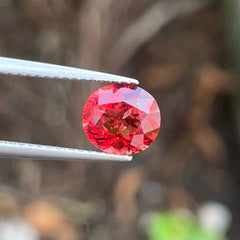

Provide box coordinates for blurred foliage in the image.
[222,0,240,71]
[148,212,223,240]
[222,0,240,147]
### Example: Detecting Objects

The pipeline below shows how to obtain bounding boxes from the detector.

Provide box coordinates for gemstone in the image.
[82,84,161,155]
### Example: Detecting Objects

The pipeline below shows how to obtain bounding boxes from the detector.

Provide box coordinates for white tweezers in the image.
[0,57,139,162]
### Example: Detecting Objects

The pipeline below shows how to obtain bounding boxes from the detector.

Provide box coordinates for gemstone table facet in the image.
[82,84,161,155]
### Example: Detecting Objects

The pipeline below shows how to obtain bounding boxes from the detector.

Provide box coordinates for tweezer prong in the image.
[0,141,132,161]
[0,56,138,161]
[0,57,139,85]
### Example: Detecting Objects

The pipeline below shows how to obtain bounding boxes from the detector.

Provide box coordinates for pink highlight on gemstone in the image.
[82,84,161,155]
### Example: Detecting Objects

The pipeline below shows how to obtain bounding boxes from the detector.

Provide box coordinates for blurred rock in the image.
[24,200,78,240]
[197,202,232,234]
[0,217,39,240]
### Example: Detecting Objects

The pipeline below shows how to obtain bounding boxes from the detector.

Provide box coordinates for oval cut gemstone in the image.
[82,84,161,155]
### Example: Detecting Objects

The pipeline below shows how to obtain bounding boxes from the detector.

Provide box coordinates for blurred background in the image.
[0,0,239,239]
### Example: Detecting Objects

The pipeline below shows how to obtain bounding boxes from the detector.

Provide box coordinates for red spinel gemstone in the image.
[82,84,161,155]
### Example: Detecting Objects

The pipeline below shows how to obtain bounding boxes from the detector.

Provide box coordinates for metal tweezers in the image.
[0,57,139,162]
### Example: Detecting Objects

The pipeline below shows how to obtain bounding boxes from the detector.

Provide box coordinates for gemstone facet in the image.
[82,84,161,155]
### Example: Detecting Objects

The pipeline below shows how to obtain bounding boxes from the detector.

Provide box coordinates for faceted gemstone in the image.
[82,84,161,155]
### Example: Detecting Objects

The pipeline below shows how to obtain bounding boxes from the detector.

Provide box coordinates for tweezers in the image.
[0,57,139,161]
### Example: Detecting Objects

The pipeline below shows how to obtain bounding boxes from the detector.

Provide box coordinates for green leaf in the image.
[147,212,223,240]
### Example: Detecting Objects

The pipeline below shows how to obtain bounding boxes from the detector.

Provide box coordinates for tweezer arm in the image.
[0,141,132,161]
[0,57,139,85]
